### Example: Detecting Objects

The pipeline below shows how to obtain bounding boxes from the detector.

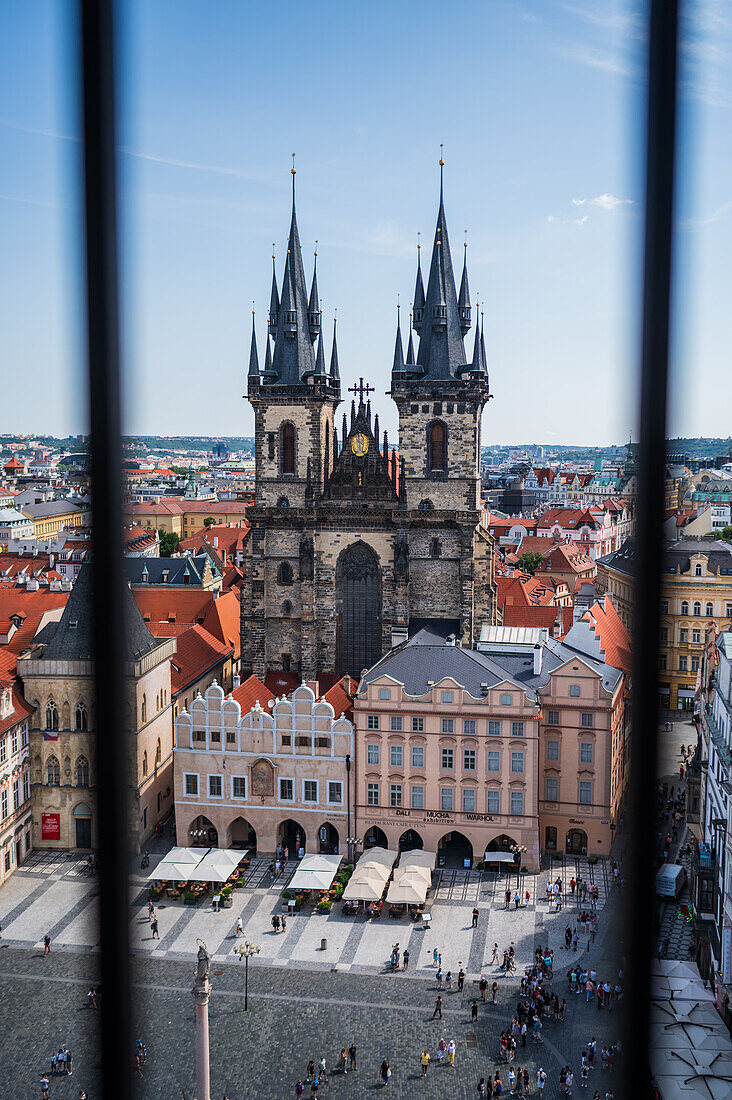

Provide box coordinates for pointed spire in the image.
[291,153,297,212]
[413,234,425,333]
[308,242,321,341]
[263,332,273,378]
[458,231,471,336]
[480,308,488,378]
[439,144,445,205]
[350,399,356,427]
[342,412,348,444]
[314,330,327,378]
[471,301,482,372]
[247,309,260,380]
[268,245,279,336]
[383,429,388,459]
[329,316,340,382]
[374,413,380,443]
[392,303,406,378]
[268,158,316,384]
[406,310,415,367]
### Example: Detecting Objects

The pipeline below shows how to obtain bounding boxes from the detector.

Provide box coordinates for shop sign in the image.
[41,813,60,840]
[425,810,453,823]
[568,818,585,825]
[464,814,495,822]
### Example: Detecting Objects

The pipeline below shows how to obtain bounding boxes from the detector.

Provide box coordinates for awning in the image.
[342,874,386,902]
[398,850,436,870]
[194,848,247,882]
[386,878,428,904]
[147,846,247,882]
[147,846,208,880]
[358,846,398,867]
[483,851,517,863]
[288,853,342,892]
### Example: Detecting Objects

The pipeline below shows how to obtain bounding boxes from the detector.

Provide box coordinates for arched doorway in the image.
[486,834,518,854]
[438,831,473,869]
[228,816,256,853]
[363,825,388,849]
[73,802,92,849]
[189,814,218,847]
[318,822,340,854]
[566,828,588,856]
[336,542,381,676]
[278,819,306,858]
[399,829,423,852]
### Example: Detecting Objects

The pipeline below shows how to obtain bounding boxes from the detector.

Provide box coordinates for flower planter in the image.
[221,896,233,908]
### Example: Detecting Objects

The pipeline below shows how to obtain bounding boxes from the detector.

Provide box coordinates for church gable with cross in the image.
[241,159,497,680]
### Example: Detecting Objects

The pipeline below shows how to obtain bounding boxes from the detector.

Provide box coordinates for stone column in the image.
[191,976,211,1100]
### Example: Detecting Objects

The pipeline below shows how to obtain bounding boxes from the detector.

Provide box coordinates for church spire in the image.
[268,245,279,336]
[480,308,488,380]
[391,303,406,380]
[413,153,468,380]
[406,311,415,366]
[314,329,328,379]
[263,332,273,378]
[268,156,316,384]
[247,310,259,380]
[471,301,482,372]
[412,234,425,333]
[458,232,471,336]
[329,316,340,383]
[308,243,321,341]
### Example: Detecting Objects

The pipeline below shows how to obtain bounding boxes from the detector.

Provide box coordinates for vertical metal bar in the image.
[79,2,131,1098]
[625,0,679,1094]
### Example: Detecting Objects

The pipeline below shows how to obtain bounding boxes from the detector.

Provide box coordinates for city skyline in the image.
[1,1,730,442]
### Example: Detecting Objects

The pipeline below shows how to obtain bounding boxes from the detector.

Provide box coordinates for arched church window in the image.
[75,702,87,730]
[76,756,89,787]
[142,750,148,778]
[141,694,147,723]
[155,738,162,767]
[430,538,442,559]
[46,701,59,731]
[282,600,293,615]
[419,499,434,513]
[281,423,296,475]
[427,420,446,474]
[278,562,293,586]
[47,755,60,786]
[277,496,290,510]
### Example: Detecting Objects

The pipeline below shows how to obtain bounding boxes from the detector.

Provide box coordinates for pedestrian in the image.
[508,1067,516,1093]
[236,916,243,937]
[282,914,287,932]
[473,907,480,927]
[492,942,499,964]
[40,1075,49,1100]
[446,970,453,992]
[472,1000,479,1022]
[151,917,159,939]
[310,1073,320,1096]
[421,1050,431,1077]
[432,994,443,1019]
[68,1048,74,1075]
[505,888,511,909]
[596,984,604,1011]
[339,1048,348,1075]
[436,968,443,988]
[437,1038,447,1064]
[537,1068,546,1093]
[43,933,51,957]
[521,1021,527,1046]
[458,968,465,991]
[403,949,410,970]
[492,981,499,1004]
[380,1059,391,1086]
[296,1081,304,1098]
[349,1043,357,1071]
[523,1068,529,1096]
[272,914,280,933]
[525,889,530,906]
[514,891,520,909]
[307,1060,315,1082]
[448,1039,456,1067]
[480,975,488,1001]
[433,948,439,967]
[148,899,155,921]
[478,1077,487,1097]
[319,1056,328,1083]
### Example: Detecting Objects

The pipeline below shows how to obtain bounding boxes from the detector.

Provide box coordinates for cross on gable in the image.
[347,378,375,405]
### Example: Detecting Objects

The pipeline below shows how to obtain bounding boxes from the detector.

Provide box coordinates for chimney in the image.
[533,643,543,676]
[233,673,240,689]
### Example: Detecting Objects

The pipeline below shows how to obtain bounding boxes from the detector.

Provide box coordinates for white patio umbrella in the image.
[342,875,385,902]
[386,879,428,905]
[399,850,436,870]
[395,865,432,883]
[357,847,398,867]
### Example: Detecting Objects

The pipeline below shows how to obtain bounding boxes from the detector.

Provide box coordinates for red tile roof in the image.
[0,649,34,736]
[167,624,232,694]
[132,588,214,628]
[0,588,70,654]
[202,590,241,660]
[501,605,558,631]
[581,596,632,676]
[231,674,275,713]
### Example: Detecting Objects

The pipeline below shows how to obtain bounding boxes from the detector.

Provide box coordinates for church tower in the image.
[247,163,340,509]
[391,158,491,514]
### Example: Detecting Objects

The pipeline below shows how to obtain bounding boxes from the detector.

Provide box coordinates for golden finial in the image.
[272,242,275,259]
[314,239,318,258]
[464,230,468,250]
[252,300,255,316]
[291,153,296,176]
[439,143,445,168]
[417,231,421,251]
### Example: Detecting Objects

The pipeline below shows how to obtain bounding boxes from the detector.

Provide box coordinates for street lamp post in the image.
[346,836,360,866]
[235,940,261,1011]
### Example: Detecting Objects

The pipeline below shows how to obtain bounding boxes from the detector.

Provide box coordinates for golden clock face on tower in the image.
[351,432,369,457]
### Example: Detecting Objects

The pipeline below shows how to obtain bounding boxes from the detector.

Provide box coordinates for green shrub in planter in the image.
[475,860,485,871]
[317,898,332,913]
[334,883,344,898]
[233,879,243,888]
[184,890,196,902]
[295,897,302,910]
[520,866,528,874]
[588,855,597,864]
[282,890,293,901]
[220,885,233,897]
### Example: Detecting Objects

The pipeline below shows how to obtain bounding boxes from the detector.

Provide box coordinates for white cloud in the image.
[573,215,589,226]
[572,193,633,211]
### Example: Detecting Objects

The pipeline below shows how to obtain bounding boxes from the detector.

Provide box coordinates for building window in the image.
[142,751,148,777]
[281,422,296,475]
[545,777,559,801]
[706,602,714,617]
[510,790,524,815]
[76,756,90,787]
[660,627,668,642]
[681,600,688,615]
[328,781,343,805]
[0,738,4,764]
[679,656,687,671]
[427,420,447,473]
[141,694,147,723]
[75,702,88,731]
[411,717,424,732]
[580,712,594,728]
[278,561,293,585]
[390,745,403,768]
[695,563,702,576]
[379,688,391,700]
[580,742,594,764]
[488,720,501,737]
[1,790,6,820]
[367,715,380,730]
[367,782,380,806]
[193,728,206,744]
[279,778,293,800]
[463,719,476,735]
[659,654,667,670]
[3,851,9,871]
[726,603,732,618]
[441,718,454,734]
[303,781,318,802]
[500,693,512,706]
[226,730,236,745]
[390,784,403,807]
[579,780,593,804]
[11,730,18,755]
[486,790,500,814]
[693,601,701,616]
[546,710,560,726]
[411,784,424,809]
[463,748,476,771]
[23,773,29,803]
[441,691,453,704]
[661,600,669,614]
[680,628,688,643]
[209,775,222,798]
[390,715,403,731]
[13,780,20,811]
[366,744,380,766]
[441,748,454,769]
[511,721,525,737]
[47,755,60,786]
[45,701,58,731]
[569,685,580,698]
[440,787,454,811]
[232,776,246,798]
[511,751,524,774]
[487,750,500,772]
[691,656,700,672]
[21,726,27,748]
[411,745,425,769]
[462,788,476,812]
[184,773,199,796]
[692,629,700,643]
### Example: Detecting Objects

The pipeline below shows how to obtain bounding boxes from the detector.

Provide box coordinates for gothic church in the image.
[241,168,497,679]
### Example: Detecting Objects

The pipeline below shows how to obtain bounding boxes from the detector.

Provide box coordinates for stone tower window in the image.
[75,702,87,731]
[430,538,442,559]
[76,756,89,787]
[47,755,60,786]
[427,420,447,474]
[46,701,59,732]
[281,423,296,475]
[278,562,293,586]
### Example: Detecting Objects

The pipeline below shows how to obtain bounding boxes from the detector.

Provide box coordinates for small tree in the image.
[203,517,217,529]
[517,551,545,576]
[159,531,180,556]
[719,525,732,543]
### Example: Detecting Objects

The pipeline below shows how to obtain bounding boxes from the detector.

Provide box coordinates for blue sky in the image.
[1,0,730,444]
